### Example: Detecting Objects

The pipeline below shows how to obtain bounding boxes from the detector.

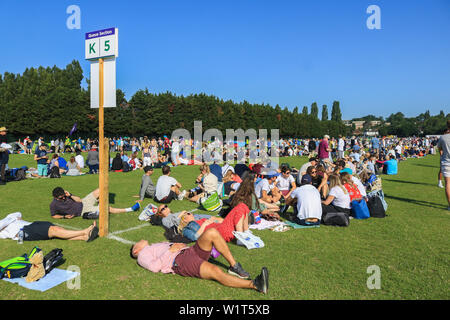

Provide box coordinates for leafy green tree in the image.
[310,102,318,120]
[321,104,328,121]
[331,100,342,122]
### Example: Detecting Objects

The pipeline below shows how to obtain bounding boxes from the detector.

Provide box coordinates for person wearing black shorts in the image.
[21,221,98,242]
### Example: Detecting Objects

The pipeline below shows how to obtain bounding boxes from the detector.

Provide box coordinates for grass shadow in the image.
[109,193,116,204]
[383,179,436,187]
[384,195,447,210]
[411,163,440,169]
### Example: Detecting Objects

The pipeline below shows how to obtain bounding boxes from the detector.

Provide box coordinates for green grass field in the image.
[1,153,449,300]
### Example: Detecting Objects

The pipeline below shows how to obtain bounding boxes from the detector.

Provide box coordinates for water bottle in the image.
[17,229,24,244]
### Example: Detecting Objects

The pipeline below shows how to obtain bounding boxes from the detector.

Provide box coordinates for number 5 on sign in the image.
[85,28,119,60]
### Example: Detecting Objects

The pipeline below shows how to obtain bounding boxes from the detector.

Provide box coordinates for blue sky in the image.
[1,0,449,120]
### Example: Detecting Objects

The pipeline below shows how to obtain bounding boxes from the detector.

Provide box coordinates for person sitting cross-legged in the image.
[130,228,269,294]
[285,174,322,225]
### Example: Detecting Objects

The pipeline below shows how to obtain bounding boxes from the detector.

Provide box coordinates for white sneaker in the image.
[177,190,186,200]
[438,182,444,188]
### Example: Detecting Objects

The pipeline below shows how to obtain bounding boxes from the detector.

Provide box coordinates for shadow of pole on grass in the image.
[383,179,436,187]
[384,195,447,210]
[109,193,116,204]
[411,163,440,169]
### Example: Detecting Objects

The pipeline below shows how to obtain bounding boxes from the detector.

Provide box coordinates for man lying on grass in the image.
[130,228,269,294]
[0,212,98,242]
[50,187,141,219]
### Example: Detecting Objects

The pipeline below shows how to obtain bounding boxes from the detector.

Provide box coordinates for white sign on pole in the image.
[90,57,116,108]
[85,27,118,108]
[85,27,119,60]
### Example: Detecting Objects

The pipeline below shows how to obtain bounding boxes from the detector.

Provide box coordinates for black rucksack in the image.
[367,195,386,218]
[49,166,61,178]
[163,226,192,244]
[322,211,350,227]
[14,169,26,181]
[43,249,65,274]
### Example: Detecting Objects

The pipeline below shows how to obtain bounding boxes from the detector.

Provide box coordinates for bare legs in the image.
[197,229,256,290]
[48,222,95,241]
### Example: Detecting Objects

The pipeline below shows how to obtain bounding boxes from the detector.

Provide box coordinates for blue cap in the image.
[301,174,312,185]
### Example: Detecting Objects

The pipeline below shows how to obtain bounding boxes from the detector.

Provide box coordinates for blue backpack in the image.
[351,199,370,219]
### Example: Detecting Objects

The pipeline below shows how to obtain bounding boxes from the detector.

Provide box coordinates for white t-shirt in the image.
[290,185,322,220]
[299,162,312,175]
[172,141,180,153]
[338,139,345,151]
[276,174,295,191]
[0,212,31,240]
[437,134,450,167]
[351,176,367,197]
[329,186,351,209]
[75,155,85,168]
[155,175,178,200]
[255,179,273,198]
[202,173,218,194]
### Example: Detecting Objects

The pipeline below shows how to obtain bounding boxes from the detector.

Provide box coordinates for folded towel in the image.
[284,221,320,229]
[3,268,79,292]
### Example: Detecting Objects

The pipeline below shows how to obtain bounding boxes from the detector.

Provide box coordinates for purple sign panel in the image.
[85,27,115,40]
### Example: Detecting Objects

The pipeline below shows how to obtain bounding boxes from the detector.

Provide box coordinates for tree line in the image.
[1,60,447,140]
[0,60,348,140]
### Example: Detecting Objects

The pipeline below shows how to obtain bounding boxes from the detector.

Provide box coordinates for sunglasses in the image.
[311,171,317,174]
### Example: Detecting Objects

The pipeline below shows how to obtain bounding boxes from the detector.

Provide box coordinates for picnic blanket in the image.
[249,218,285,230]
[2,268,79,292]
[284,221,320,229]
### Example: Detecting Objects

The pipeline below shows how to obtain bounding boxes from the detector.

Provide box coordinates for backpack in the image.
[164,226,192,244]
[321,212,350,227]
[0,247,41,279]
[367,189,388,213]
[14,169,26,181]
[49,166,61,178]
[43,248,64,274]
[149,214,163,226]
[366,195,386,218]
[122,162,131,172]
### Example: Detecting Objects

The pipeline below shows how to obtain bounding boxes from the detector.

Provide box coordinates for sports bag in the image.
[200,192,223,212]
[0,247,41,279]
[43,248,64,274]
[351,199,370,219]
[232,231,265,250]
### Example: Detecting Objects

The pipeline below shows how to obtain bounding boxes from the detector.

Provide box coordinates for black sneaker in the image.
[253,267,269,294]
[228,262,251,279]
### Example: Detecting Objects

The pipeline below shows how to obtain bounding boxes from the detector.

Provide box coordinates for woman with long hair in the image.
[321,173,351,215]
[177,203,250,243]
[340,172,363,201]
[230,172,280,219]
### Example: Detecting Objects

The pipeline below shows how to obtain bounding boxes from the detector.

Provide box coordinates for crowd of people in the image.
[1,120,450,293]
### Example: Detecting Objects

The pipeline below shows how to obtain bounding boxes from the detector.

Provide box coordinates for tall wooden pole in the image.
[98,58,109,237]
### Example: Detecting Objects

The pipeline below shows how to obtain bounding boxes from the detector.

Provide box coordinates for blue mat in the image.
[285,221,320,229]
[2,268,79,292]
